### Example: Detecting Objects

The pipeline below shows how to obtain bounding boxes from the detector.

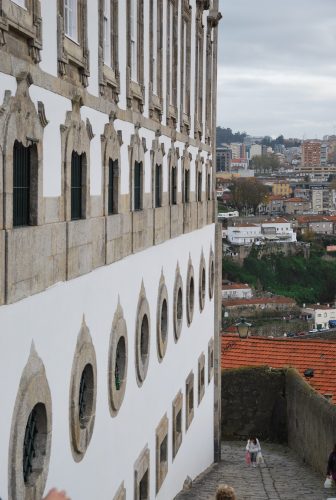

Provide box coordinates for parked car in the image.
[309,329,318,333]
[286,332,295,337]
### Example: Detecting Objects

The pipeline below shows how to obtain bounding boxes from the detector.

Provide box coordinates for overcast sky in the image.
[217,0,336,139]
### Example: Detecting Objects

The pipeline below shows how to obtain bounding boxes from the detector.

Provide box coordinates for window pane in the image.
[104,0,111,66]
[172,166,177,205]
[152,0,157,94]
[130,0,137,81]
[155,164,161,208]
[64,0,78,41]
[134,161,142,210]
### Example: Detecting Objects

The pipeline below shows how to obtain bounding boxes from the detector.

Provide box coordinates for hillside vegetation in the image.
[223,247,336,305]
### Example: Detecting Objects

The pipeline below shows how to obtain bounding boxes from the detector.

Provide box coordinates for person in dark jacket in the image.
[327,444,336,482]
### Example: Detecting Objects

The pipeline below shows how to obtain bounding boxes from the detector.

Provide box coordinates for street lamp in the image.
[235,318,252,339]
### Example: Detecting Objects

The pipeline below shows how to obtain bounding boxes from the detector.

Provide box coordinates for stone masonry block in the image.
[6,223,66,304]
[132,209,154,254]
[106,213,132,265]
[170,204,183,239]
[154,206,170,245]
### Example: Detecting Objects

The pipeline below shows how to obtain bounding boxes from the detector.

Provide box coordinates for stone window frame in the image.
[185,370,194,430]
[69,317,97,462]
[101,113,122,216]
[113,482,126,500]
[57,0,90,87]
[208,247,215,300]
[126,0,145,112]
[0,72,45,230]
[135,281,151,386]
[0,0,42,64]
[151,131,165,209]
[129,124,146,211]
[168,141,180,206]
[186,255,195,326]
[194,1,205,141]
[98,0,120,101]
[156,413,169,493]
[149,0,163,122]
[8,344,52,500]
[195,152,204,203]
[60,96,92,221]
[134,445,150,500]
[108,301,128,417]
[180,0,192,135]
[182,145,192,204]
[199,251,206,311]
[172,390,183,458]
[208,337,214,383]
[166,0,179,128]
[173,263,183,342]
[198,352,205,404]
[157,272,169,361]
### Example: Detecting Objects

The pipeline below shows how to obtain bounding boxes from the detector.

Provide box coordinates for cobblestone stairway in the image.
[176,441,335,500]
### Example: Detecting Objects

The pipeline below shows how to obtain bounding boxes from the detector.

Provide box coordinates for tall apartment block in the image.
[0,1,221,499]
[302,141,321,167]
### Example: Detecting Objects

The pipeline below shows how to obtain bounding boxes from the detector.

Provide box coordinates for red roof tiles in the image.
[221,334,336,403]
[222,283,251,291]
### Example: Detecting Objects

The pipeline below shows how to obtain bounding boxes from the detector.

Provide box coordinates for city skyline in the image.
[217,0,336,139]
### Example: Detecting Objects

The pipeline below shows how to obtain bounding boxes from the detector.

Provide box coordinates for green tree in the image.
[229,178,269,214]
[251,154,281,175]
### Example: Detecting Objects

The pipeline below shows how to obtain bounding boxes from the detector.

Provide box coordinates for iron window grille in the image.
[171,166,177,205]
[71,151,83,220]
[184,169,190,203]
[155,164,162,208]
[13,141,31,227]
[198,171,202,202]
[108,158,118,215]
[134,161,142,210]
[23,406,38,484]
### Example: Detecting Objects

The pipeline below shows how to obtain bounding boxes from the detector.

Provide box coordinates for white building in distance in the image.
[0,1,221,499]
[227,218,297,245]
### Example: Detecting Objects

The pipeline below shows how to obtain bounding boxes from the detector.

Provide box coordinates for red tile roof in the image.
[297,215,336,224]
[221,335,336,402]
[284,197,307,203]
[222,296,296,307]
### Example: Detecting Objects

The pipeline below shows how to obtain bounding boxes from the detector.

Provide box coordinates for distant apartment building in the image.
[249,144,263,159]
[311,186,331,212]
[302,305,336,330]
[231,158,249,170]
[264,195,286,214]
[227,219,296,244]
[321,143,329,166]
[222,283,253,300]
[217,146,232,172]
[231,143,246,159]
[302,141,321,167]
[283,197,311,214]
[297,215,336,235]
[272,181,292,197]
[294,164,336,181]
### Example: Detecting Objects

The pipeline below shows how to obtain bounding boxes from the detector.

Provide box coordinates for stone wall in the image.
[286,368,336,476]
[221,366,287,442]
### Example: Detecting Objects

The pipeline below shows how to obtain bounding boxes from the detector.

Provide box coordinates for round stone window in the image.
[135,284,151,385]
[157,275,169,361]
[199,254,206,312]
[69,319,97,462]
[186,258,195,326]
[173,266,183,341]
[108,302,128,416]
[209,249,215,300]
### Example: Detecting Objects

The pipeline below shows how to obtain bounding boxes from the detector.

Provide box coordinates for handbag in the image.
[257,451,264,464]
[324,476,333,488]
[245,451,251,465]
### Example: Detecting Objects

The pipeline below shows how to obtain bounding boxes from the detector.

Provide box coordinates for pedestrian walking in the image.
[327,444,336,484]
[215,484,237,500]
[246,436,261,467]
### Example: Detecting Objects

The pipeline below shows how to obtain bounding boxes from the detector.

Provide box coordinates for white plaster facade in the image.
[302,306,336,330]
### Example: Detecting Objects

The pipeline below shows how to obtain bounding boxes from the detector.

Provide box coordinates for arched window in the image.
[13,141,38,227]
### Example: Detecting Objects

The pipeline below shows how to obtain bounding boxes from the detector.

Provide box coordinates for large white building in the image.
[0,1,221,499]
[227,219,297,245]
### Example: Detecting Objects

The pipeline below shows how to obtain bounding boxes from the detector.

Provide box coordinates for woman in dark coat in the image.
[327,444,336,482]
